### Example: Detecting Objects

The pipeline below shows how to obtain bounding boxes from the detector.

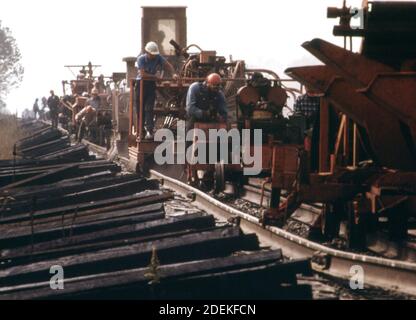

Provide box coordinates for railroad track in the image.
[149,170,416,297]
[0,121,312,300]
[49,120,416,299]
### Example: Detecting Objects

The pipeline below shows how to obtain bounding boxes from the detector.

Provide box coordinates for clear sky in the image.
[2,0,366,114]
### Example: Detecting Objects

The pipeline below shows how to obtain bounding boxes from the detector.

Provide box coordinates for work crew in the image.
[294,87,321,172]
[185,73,228,132]
[94,74,106,93]
[47,90,60,128]
[86,88,101,110]
[293,87,320,130]
[41,97,47,110]
[75,88,100,142]
[33,98,40,119]
[39,97,47,121]
[136,41,178,139]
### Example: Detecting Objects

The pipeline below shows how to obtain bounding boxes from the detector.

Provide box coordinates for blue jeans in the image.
[136,80,156,131]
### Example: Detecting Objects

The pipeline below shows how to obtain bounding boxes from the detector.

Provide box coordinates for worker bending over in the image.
[185,73,228,132]
[75,88,100,142]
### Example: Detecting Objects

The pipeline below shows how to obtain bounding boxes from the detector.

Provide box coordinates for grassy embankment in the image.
[0,113,22,160]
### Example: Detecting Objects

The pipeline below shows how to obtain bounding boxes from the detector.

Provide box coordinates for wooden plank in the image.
[17,129,62,150]
[2,214,216,266]
[20,142,71,160]
[0,159,111,174]
[0,162,119,189]
[2,213,213,255]
[8,171,114,200]
[8,173,138,201]
[157,261,310,300]
[16,126,52,145]
[0,190,167,224]
[0,210,166,248]
[36,145,89,160]
[0,227,258,286]
[4,193,173,229]
[0,158,100,169]
[2,178,160,215]
[19,136,69,155]
[0,250,286,299]
[0,202,165,242]
[0,164,79,191]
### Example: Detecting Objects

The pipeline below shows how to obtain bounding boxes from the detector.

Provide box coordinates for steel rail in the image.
[79,137,416,296]
[150,169,416,297]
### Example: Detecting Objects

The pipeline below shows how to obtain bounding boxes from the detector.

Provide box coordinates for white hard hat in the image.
[145,41,160,55]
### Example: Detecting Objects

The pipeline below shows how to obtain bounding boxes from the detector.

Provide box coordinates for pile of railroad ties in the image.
[0,121,312,299]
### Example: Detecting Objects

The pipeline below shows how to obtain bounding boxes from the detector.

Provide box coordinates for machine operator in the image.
[136,41,178,140]
[185,73,228,132]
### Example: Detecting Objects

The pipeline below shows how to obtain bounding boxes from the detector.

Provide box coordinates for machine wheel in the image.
[214,161,225,194]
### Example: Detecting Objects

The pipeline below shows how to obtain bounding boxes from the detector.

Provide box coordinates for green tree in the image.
[0,20,24,111]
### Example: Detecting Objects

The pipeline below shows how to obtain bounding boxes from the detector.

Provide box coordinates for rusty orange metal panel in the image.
[363,73,416,125]
[286,65,416,170]
[301,39,416,131]
[301,38,394,87]
[248,145,272,170]
[270,145,300,190]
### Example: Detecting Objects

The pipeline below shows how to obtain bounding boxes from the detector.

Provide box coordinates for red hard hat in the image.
[206,73,222,86]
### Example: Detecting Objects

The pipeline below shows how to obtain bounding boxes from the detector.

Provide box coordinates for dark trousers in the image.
[135,80,156,132]
[77,120,87,142]
[50,112,58,128]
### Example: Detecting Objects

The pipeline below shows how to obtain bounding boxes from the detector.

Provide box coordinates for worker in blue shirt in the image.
[185,73,228,132]
[136,41,178,139]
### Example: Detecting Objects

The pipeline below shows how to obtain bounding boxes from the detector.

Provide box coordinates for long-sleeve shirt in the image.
[47,95,60,113]
[294,94,320,118]
[136,54,166,80]
[86,96,101,110]
[186,82,228,121]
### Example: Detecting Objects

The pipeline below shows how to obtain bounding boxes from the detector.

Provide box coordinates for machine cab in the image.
[127,6,188,169]
[141,6,187,66]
